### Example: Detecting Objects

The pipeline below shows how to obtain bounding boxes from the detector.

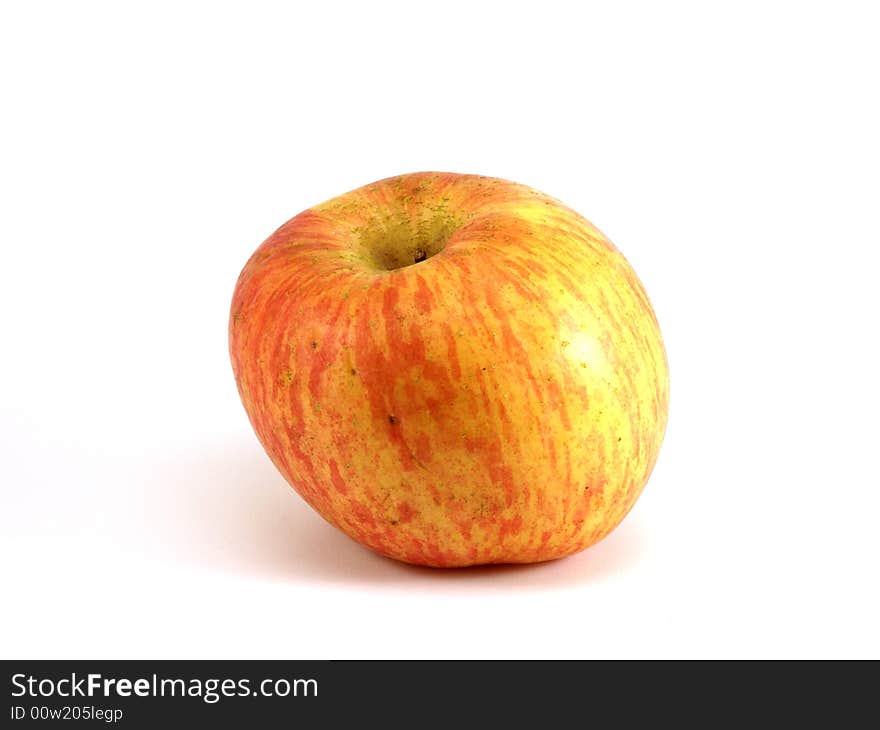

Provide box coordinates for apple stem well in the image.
[356,205,464,271]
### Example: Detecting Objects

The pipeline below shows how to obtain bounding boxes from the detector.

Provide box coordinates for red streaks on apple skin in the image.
[396,502,417,524]
[414,274,435,314]
[328,459,348,495]
[463,436,515,509]
[347,500,377,531]
[499,515,523,541]
[442,326,462,380]
[412,432,432,465]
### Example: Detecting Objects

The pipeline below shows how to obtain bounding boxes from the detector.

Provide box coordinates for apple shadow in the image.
[147,441,646,589]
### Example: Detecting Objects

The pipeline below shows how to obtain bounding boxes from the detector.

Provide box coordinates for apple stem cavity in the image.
[354,195,465,271]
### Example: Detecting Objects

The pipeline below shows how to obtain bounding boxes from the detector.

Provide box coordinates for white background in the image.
[2,1,878,659]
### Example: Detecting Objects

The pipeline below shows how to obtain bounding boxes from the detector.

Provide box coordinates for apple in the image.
[229,172,668,567]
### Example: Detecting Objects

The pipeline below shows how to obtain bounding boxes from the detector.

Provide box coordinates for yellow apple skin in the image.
[229,172,668,567]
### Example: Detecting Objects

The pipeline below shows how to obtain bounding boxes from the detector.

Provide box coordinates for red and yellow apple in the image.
[229,172,668,567]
